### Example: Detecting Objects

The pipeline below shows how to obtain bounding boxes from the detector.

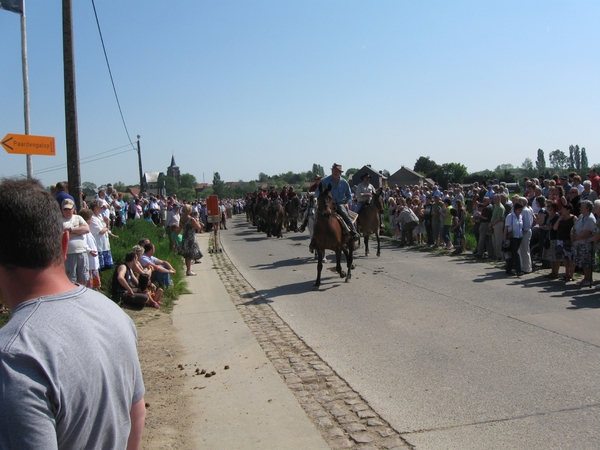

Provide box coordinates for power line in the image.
[33,148,136,176]
[90,0,136,151]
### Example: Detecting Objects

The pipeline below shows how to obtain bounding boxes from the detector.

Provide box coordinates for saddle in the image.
[334,210,358,235]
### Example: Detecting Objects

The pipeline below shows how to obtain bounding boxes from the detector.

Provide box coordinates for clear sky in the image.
[0,0,598,187]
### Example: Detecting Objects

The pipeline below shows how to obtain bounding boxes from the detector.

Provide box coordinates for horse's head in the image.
[374,187,384,213]
[317,183,334,217]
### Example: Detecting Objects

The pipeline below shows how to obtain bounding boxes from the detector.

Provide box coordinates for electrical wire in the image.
[91,0,136,151]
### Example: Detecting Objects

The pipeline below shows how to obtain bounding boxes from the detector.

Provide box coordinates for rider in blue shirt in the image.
[315,163,360,240]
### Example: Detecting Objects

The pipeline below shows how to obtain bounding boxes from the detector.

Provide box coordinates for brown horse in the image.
[313,183,355,289]
[356,188,384,257]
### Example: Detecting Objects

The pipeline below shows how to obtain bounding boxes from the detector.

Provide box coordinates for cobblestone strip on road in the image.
[210,235,412,450]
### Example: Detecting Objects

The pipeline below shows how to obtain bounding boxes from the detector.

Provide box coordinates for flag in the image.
[0,0,23,14]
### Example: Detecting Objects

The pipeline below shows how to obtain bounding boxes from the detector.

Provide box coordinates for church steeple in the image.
[167,154,180,185]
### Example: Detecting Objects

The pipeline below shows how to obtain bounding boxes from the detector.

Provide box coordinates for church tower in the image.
[167,155,181,185]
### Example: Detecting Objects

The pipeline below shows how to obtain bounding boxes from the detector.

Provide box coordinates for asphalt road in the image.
[221,215,600,449]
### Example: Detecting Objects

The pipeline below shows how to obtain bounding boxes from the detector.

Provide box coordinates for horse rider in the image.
[267,186,279,201]
[313,163,360,241]
[288,186,297,199]
[280,186,289,203]
[355,172,375,214]
[309,175,322,193]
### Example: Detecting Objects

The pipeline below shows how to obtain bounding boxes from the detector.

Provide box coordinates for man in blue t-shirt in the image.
[316,163,359,240]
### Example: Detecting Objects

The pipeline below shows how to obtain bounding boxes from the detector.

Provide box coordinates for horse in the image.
[312,183,355,289]
[356,188,384,257]
[254,197,269,233]
[266,199,284,238]
[284,196,301,232]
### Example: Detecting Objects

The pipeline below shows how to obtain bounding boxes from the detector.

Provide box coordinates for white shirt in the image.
[505,212,524,239]
[521,206,534,232]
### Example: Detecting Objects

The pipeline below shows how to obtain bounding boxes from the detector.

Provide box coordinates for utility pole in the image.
[20,2,33,179]
[62,0,81,210]
[137,135,144,192]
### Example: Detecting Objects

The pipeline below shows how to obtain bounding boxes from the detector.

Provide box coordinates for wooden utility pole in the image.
[62,0,81,210]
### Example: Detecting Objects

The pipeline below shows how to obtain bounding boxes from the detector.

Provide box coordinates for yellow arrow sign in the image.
[1,133,56,156]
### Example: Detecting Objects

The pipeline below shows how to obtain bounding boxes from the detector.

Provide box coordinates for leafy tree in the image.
[521,158,535,177]
[574,145,581,171]
[434,162,468,188]
[112,181,127,193]
[581,148,589,171]
[82,181,97,196]
[212,172,225,198]
[414,156,439,178]
[158,173,178,196]
[535,149,546,173]
[549,149,568,171]
[345,168,359,178]
[257,172,269,182]
[568,145,575,170]
[198,188,213,199]
[176,188,196,202]
[490,164,515,172]
[179,173,197,190]
[312,163,325,178]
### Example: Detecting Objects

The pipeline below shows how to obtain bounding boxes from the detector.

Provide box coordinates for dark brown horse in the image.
[356,188,384,257]
[284,196,301,232]
[313,183,355,289]
[266,200,284,238]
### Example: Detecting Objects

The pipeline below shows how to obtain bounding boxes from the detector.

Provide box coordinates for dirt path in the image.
[127,309,194,449]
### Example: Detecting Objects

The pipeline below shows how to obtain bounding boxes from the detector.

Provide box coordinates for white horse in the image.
[305,193,326,261]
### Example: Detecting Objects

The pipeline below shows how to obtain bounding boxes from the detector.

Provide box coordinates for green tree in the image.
[573,145,581,171]
[312,163,325,177]
[549,149,568,171]
[82,181,97,196]
[112,181,127,193]
[521,158,535,177]
[568,145,575,170]
[414,156,439,178]
[535,149,546,173]
[179,173,197,190]
[257,172,269,182]
[212,172,225,198]
[158,173,178,196]
[581,148,589,171]
[434,162,468,188]
[345,167,359,178]
[176,187,196,202]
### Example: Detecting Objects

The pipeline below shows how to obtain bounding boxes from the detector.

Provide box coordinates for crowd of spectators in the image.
[379,168,600,281]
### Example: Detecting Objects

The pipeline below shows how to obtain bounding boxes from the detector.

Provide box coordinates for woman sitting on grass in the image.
[111,251,163,308]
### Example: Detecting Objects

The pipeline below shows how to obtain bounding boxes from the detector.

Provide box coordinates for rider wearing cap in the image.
[355,172,375,214]
[315,163,359,240]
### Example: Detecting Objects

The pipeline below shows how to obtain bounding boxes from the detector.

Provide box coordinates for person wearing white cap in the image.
[61,198,91,285]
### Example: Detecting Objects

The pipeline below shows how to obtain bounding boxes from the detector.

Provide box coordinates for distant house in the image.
[387,166,435,189]
[126,187,140,198]
[194,183,213,194]
[143,172,162,195]
[350,165,387,190]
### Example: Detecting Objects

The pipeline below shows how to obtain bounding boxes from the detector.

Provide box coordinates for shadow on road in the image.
[251,257,311,270]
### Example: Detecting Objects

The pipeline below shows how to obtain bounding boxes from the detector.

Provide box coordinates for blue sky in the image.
[0,1,598,187]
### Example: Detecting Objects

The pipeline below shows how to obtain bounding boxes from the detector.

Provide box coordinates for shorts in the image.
[65,252,90,284]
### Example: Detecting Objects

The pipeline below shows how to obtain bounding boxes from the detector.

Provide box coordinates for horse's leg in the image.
[364,232,370,257]
[376,230,381,257]
[314,248,324,289]
[336,249,346,278]
[345,243,353,282]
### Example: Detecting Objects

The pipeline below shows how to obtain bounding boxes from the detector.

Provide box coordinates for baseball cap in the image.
[62,199,75,210]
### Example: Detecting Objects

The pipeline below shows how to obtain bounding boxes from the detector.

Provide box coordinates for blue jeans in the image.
[335,203,358,235]
[442,224,451,244]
